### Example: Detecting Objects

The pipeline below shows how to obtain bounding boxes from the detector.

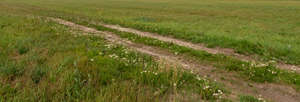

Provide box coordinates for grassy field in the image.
[1,0,300,64]
[0,14,229,101]
[1,0,299,101]
[85,23,300,89]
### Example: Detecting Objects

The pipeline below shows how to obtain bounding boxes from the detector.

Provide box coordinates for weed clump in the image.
[0,63,24,79]
[18,46,29,55]
[31,67,47,84]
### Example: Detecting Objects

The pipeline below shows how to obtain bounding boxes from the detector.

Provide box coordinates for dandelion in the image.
[90,58,94,62]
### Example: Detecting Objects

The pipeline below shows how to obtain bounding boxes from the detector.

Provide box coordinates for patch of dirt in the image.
[50,18,300,102]
[95,22,300,73]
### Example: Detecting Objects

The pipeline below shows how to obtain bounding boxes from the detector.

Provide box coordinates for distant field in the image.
[1,0,300,101]
[1,0,300,64]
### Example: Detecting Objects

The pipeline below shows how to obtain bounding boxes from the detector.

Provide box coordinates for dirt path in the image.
[92,22,300,73]
[50,18,300,102]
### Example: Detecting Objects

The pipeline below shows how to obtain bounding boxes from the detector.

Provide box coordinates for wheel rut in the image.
[50,17,300,102]
[94,22,300,73]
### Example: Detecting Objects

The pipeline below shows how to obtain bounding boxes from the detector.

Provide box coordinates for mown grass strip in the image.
[71,20,300,90]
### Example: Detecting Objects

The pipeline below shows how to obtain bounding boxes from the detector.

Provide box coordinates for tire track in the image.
[95,22,300,73]
[50,18,300,102]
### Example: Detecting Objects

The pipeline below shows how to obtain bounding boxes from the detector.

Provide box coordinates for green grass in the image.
[0,0,299,101]
[0,13,230,102]
[240,95,265,102]
[1,0,300,65]
[67,20,300,90]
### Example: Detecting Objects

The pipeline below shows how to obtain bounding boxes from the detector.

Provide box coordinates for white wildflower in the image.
[218,90,223,94]
[190,70,194,73]
[269,60,276,63]
[288,45,292,48]
[219,96,222,99]
[109,54,119,59]
[104,44,112,49]
[124,50,129,54]
[291,66,297,71]
[174,52,179,55]
[196,76,201,81]
[203,85,210,89]
[257,63,267,67]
